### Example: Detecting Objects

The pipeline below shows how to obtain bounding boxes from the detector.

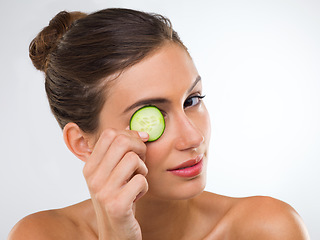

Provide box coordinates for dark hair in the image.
[29,8,186,133]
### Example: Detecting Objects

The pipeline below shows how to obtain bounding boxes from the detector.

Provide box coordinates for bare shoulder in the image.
[8,210,72,240]
[229,196,310,240]
[8,200,94,240]
[199,193,309,240]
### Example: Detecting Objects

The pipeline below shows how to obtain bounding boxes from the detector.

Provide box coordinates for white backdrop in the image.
[1,0,319,239]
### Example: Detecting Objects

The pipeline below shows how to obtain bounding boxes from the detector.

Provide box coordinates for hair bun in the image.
[29,11,87,72]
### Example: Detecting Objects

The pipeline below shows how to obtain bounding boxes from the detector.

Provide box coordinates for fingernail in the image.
[138,131,149,140]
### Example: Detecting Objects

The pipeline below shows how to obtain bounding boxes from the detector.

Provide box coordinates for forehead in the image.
[104,44,199,112]
[112,44,198,94]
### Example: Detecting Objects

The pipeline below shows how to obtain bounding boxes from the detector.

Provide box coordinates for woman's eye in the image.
[183,95,205,108]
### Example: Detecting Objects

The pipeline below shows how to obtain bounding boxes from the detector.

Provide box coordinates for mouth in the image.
[167,154,204,178]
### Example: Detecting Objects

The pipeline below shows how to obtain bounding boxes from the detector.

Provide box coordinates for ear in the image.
[63,122,93,162]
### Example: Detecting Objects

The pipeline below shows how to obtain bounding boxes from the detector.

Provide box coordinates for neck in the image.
[135,194,194,240]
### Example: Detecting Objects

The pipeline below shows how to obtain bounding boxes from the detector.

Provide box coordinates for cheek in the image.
[144,139,169,170]
[201,105,211,143]
[190,104,211,144]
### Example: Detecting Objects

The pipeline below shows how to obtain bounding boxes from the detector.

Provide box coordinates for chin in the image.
[146,171,207,201]
[174,174,207,200]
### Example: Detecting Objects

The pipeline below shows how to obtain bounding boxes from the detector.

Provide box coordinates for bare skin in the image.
[8,43,309,240]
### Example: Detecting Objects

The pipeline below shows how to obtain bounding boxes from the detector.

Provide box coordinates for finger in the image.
[83,128,118,177]
[84,129,146,178]
[120,174,148,204]
[94,133,147,179]
[126,125,149,142]
[108,151,148,188]
[136,131,149,142]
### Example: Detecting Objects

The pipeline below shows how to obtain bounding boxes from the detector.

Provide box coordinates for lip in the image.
[167,154,204,178]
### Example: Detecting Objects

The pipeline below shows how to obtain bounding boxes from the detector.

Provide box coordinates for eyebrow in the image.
[123,75,201,114]
[187,75,201,94]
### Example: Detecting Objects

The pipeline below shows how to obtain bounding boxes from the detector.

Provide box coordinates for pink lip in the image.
[168,155,204,178]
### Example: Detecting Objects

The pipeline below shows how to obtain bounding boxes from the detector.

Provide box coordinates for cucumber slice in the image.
[129,106,165,142]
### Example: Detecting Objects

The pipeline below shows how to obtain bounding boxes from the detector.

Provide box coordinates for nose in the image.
[173,112,205,151]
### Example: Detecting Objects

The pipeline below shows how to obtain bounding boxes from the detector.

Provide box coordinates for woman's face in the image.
[96,43,211,201]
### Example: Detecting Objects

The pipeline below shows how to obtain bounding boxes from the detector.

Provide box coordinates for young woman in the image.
[9,8,309,240]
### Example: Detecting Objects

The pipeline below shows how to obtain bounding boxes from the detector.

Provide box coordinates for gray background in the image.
[1,0,319,239]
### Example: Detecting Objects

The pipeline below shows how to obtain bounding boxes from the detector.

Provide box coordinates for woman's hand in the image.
[83,128,149,240]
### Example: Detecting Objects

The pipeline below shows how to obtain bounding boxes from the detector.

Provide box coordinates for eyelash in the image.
[136,94,205,118]
[183,94,206,109]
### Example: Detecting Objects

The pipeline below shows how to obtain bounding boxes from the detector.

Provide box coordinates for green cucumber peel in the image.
[129,105,165,142]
